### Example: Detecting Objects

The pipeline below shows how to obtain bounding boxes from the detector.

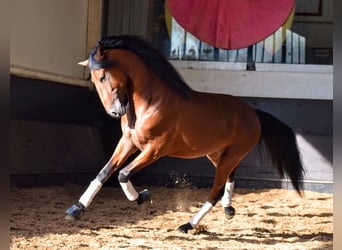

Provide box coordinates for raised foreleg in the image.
[65,136,137,220]
[117,146,163,205]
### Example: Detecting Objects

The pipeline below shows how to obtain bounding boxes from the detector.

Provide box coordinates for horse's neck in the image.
[130,72,173,109]
[123,68,170,127]
[114,49,184,120]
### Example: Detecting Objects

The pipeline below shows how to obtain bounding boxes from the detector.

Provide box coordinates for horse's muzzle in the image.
[107,94,128,118]
[108,106,126,118]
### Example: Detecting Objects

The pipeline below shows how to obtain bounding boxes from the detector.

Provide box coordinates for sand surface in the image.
[10,185,332,249]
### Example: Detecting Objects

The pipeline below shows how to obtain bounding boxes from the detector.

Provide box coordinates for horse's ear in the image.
[78,59,89,67]
[94,41,105,61]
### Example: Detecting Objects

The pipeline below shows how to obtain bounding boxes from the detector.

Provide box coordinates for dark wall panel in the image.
[10,76,333,193]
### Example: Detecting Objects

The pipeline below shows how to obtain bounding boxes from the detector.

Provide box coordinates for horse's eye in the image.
[100,75,107,83]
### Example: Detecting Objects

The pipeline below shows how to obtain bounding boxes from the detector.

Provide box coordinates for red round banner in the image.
[166,0,294,49]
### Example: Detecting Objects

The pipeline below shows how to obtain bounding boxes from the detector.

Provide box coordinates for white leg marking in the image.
[221,181,234,208]
[79,179,103,208]
[120,181,139,201]
[190,201,213,228]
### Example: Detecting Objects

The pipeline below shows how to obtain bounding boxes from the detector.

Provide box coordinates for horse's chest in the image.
[122,126,154,150]
[122,112,170,151]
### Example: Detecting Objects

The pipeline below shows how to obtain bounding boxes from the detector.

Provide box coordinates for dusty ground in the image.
[10,184,332,250]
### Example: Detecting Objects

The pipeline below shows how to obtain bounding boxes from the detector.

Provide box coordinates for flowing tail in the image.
[255,109,305,194]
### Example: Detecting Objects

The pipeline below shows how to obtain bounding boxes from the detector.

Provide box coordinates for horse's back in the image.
[166,91,261,158]
[190,91,259,131]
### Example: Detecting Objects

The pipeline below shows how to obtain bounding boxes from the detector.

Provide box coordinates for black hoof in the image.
[224,206,235,220]
[65,203,85,220]
[177,223,193,233]
[136,189,151,205]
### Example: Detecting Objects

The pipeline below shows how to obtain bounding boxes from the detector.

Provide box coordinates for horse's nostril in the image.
[109,110,122,118]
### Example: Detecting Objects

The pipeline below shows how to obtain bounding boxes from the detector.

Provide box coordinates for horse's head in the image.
[79,43,128,119]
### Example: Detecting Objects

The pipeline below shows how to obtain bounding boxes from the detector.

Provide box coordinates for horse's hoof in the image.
[177,223,193,233]
[65,203,85,220]
[224,206,235,220]
[65,214,77,221]
[136,189,151,205]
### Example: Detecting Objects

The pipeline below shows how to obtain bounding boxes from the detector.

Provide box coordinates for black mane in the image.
[88,35,192,99]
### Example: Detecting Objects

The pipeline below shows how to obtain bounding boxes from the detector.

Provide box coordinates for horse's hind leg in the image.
[178,150,241,233]
[221,170,236,219]
[207,154,236,219]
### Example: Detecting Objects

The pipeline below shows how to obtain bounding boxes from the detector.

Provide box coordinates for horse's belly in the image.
[168,151,211,159]
[167,132,230,159]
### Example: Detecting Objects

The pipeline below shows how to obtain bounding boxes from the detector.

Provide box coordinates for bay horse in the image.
[65,35,304,233]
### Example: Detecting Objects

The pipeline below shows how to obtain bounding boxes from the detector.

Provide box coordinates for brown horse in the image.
[65,35,304,233]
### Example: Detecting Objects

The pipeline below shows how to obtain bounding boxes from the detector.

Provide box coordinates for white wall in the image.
[172,61,333,100]
[10,0,102,87]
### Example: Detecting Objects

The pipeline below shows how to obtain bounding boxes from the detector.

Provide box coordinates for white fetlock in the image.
[221,181,234,208]
[120,180,139,201]
[189,201,213,228]
[79,179,103,208]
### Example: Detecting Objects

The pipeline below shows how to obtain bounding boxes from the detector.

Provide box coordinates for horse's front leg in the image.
[117,148,162,205]
[65,137,137,220]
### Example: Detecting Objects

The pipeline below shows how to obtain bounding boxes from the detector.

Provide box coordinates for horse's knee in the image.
[118,169,131,183]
